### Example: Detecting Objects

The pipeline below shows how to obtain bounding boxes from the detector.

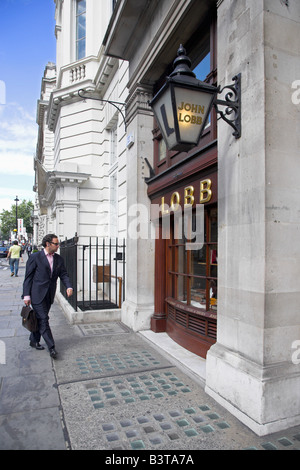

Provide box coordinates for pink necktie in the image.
[46,253,54,272]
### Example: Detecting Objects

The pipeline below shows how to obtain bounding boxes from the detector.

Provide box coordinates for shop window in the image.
[158,138,167,162]
[167,206,217,313]
[193,52,210,81]
[194,52,211,128]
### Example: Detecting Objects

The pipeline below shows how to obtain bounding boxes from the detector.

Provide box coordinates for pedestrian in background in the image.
[7,240,22,277]
[22,233,73,359]
[27,243,32,257]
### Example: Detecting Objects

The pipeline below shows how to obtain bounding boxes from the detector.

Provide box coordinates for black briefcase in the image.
[20,305,38,332]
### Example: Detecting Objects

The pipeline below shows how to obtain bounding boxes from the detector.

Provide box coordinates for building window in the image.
[76,0,86,60]
[110,172,118,239]
[108,121,118,238]
[167,206,217,313]
[110,123,118,166]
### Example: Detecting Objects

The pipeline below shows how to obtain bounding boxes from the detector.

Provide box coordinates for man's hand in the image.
[67,288,73,297]
[24,299,31,306]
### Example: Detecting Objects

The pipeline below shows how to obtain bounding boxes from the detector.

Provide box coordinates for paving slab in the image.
[0,260,68,450]
[1,256,300,451]
[58,366,238,450]
[51,320,300,451]
[0,407,67,450]
[0,373,60,415]
[53,328,172,385]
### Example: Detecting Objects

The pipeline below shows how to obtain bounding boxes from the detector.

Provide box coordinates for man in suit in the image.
[22,234,73,359]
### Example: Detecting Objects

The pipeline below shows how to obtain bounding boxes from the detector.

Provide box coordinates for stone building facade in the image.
[34,0,300,436]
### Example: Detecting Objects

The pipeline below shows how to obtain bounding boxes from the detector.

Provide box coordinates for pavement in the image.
[1,254,300,452]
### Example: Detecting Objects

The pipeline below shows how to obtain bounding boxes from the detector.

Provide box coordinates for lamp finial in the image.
[170,44,196,78]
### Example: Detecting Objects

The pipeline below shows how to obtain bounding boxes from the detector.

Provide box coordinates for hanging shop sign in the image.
[148,44,241,152]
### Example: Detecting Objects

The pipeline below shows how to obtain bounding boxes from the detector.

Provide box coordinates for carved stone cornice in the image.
[39,170,90,209]
[125,83,153,126]
[47,82,96,131]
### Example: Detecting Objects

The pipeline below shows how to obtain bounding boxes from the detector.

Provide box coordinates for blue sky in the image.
[0,0,56,213]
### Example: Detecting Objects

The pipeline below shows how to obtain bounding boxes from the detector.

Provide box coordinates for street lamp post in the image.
[14,196,19,239]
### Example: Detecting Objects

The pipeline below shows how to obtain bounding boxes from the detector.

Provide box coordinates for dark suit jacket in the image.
[22,250,72,305]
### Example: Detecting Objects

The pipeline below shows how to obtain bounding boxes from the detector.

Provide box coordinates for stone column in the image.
[151,223,167,332]
[205,0,300,435]
[121,84,155,331]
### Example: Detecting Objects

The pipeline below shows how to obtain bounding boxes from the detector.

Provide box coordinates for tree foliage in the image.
[0,200,34,240]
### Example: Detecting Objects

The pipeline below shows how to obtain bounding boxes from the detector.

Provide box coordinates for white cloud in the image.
[0,197,16,212]
[0,188,35,213]
[0,102,37,177]
[0,151,35,176]
[0,102,36,213]
[0,187,34,199]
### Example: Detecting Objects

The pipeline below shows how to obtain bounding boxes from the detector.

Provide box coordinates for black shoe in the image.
[30,341,45,350]
[49,348,58,359]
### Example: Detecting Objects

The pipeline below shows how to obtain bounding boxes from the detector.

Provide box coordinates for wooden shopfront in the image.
[147,13,218,358]
[148,145,218,359]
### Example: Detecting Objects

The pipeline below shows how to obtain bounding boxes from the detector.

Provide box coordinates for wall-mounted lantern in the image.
[148,45,241,152]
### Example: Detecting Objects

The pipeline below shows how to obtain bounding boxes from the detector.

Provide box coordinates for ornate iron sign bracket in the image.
[214,73,241,139]
[78,89,127,130]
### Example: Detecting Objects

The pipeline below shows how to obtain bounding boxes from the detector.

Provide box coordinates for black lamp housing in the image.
[149,45,241,153]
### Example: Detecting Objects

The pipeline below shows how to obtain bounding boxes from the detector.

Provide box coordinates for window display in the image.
[167,207,217,313]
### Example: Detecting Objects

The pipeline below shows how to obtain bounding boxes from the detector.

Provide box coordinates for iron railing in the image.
[60,235,126,312]
[60,235,78,311]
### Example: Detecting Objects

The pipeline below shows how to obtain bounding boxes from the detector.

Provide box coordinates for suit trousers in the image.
[30,290,55,350]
